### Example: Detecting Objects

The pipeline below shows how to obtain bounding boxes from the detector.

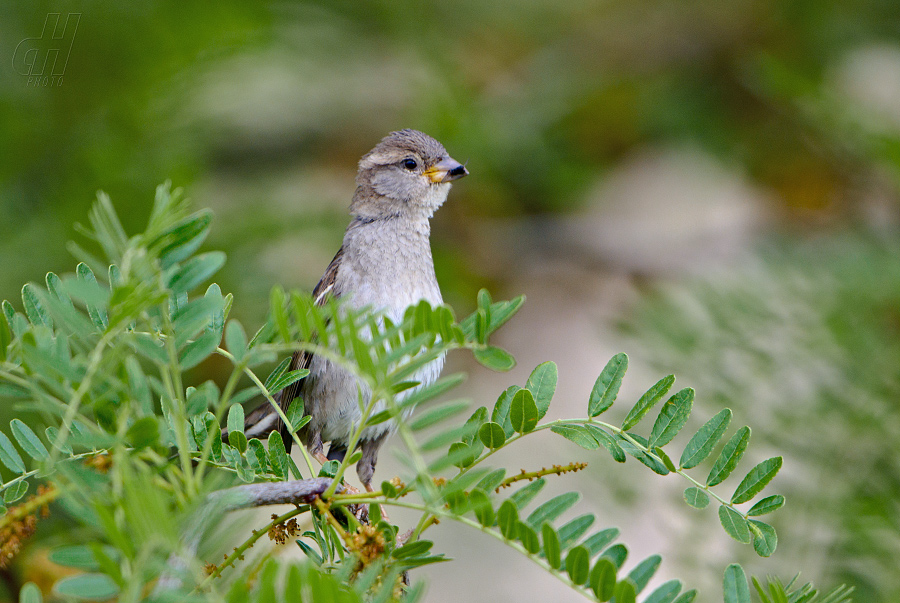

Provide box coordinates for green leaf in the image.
[263,357,291,391]
[601,543,628,568]
[19,582,42,603]
[0,304,11,361]
[473,346,516,371]
[589,353,628,417]
[75,263,108,329]
[517,521,541,554]
[125,417,160,449]
[706,427,751,487]
[4,481,28,503]
[584,424,625,462]
[152,210,213,268]
[497,500,519,539]
[408,400,469,430]
[178,330,221,370]
[46,272,73,306]
[683,487,710,509]
[478,422,506,449]
[551,424,599,450]
[45,427,72,454]
[246,439,269,473]
[718,505,751,543]
[0,431,25,473]
[622,374,674,431]
[107,264,122,289]
[749,520,777,557]
[206,413,222,460]
[558,514,595,550]
[392,540,434,559]
[614,579,637,603]
[673,590,698,603]
[395,554,448,570]
[590,558,617,601]
[225,320,247,363]
[731,457,782,504]
[644,580,682,603]
[656,447,677,472]
[227,404,245,436]
[268,368,309,398]
[205,283,226,334]
[48,545,111,570]
[723,564,751,603]
[509,388,538,433]
[172,296,221,348]
[542,524,561,569]
[88,190,128,261]
[566,546,590,584]
[447,442,477,469]
[747,494,785,516]
[366,410,392,427]
[22,284,52,328]
[462,406,488,446]
[53,573,119,600]
[679,408,732,469]
[2,300,16,330]
[583,528,619,556]
[267,432,289,480]
[167,251,226,295]
[619,433,669,475]
[525,361,557,420]
[127,333,167,364]
[469,488,495,527]
[487,295,525,335]
[492,386,519,438]
[648,388,694,448]
[285,398,305,433]
[380,480,398,499]
[476,469,506,493]
[10,419,49,461]
[628,554,661,592]
[526,492,580,529]
[509,478,546,510]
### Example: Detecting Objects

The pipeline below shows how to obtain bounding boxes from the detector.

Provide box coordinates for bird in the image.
[240,129,468,492]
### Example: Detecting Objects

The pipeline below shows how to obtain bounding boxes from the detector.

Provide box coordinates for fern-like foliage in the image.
[0,184,850,602]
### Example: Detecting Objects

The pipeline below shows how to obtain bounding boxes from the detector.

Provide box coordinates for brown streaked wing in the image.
[278,246,344,451]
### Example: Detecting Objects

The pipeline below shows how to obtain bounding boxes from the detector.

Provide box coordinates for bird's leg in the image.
[356,434,391,521]
[313,451,329,466]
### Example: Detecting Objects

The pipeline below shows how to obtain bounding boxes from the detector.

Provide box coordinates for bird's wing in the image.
[276,245,344,452]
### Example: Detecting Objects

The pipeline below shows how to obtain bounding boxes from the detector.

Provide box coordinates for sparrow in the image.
[241,129,468,491]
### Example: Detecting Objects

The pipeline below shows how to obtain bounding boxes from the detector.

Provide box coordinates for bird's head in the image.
[352,129,468,220]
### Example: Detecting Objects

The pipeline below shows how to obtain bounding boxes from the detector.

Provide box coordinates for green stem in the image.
[159,306,198,499]
[193,360,245,484]
[49,330,117,464]
[197,505,307,587]
[329,496,602,602]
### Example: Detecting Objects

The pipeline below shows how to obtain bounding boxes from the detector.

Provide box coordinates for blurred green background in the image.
[2,0,900,601]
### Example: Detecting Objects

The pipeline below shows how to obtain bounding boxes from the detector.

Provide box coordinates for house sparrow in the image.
[241,129,467,491]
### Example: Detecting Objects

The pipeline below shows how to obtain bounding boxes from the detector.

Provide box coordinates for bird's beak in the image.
[424,157,468,183]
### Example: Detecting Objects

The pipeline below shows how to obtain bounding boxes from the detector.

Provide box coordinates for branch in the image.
[156,477,344,594]
[208,477,342,511]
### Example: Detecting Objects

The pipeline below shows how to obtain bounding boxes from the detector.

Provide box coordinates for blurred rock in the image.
[570,145,770,275]
[832,44,900,132]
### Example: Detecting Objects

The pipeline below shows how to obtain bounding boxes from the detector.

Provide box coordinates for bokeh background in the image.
[3,0,900,601]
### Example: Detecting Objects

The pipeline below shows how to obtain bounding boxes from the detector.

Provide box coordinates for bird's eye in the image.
[402,158,418,170]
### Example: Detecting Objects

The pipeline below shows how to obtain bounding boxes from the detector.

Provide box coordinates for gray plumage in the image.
[242,129,467,488]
